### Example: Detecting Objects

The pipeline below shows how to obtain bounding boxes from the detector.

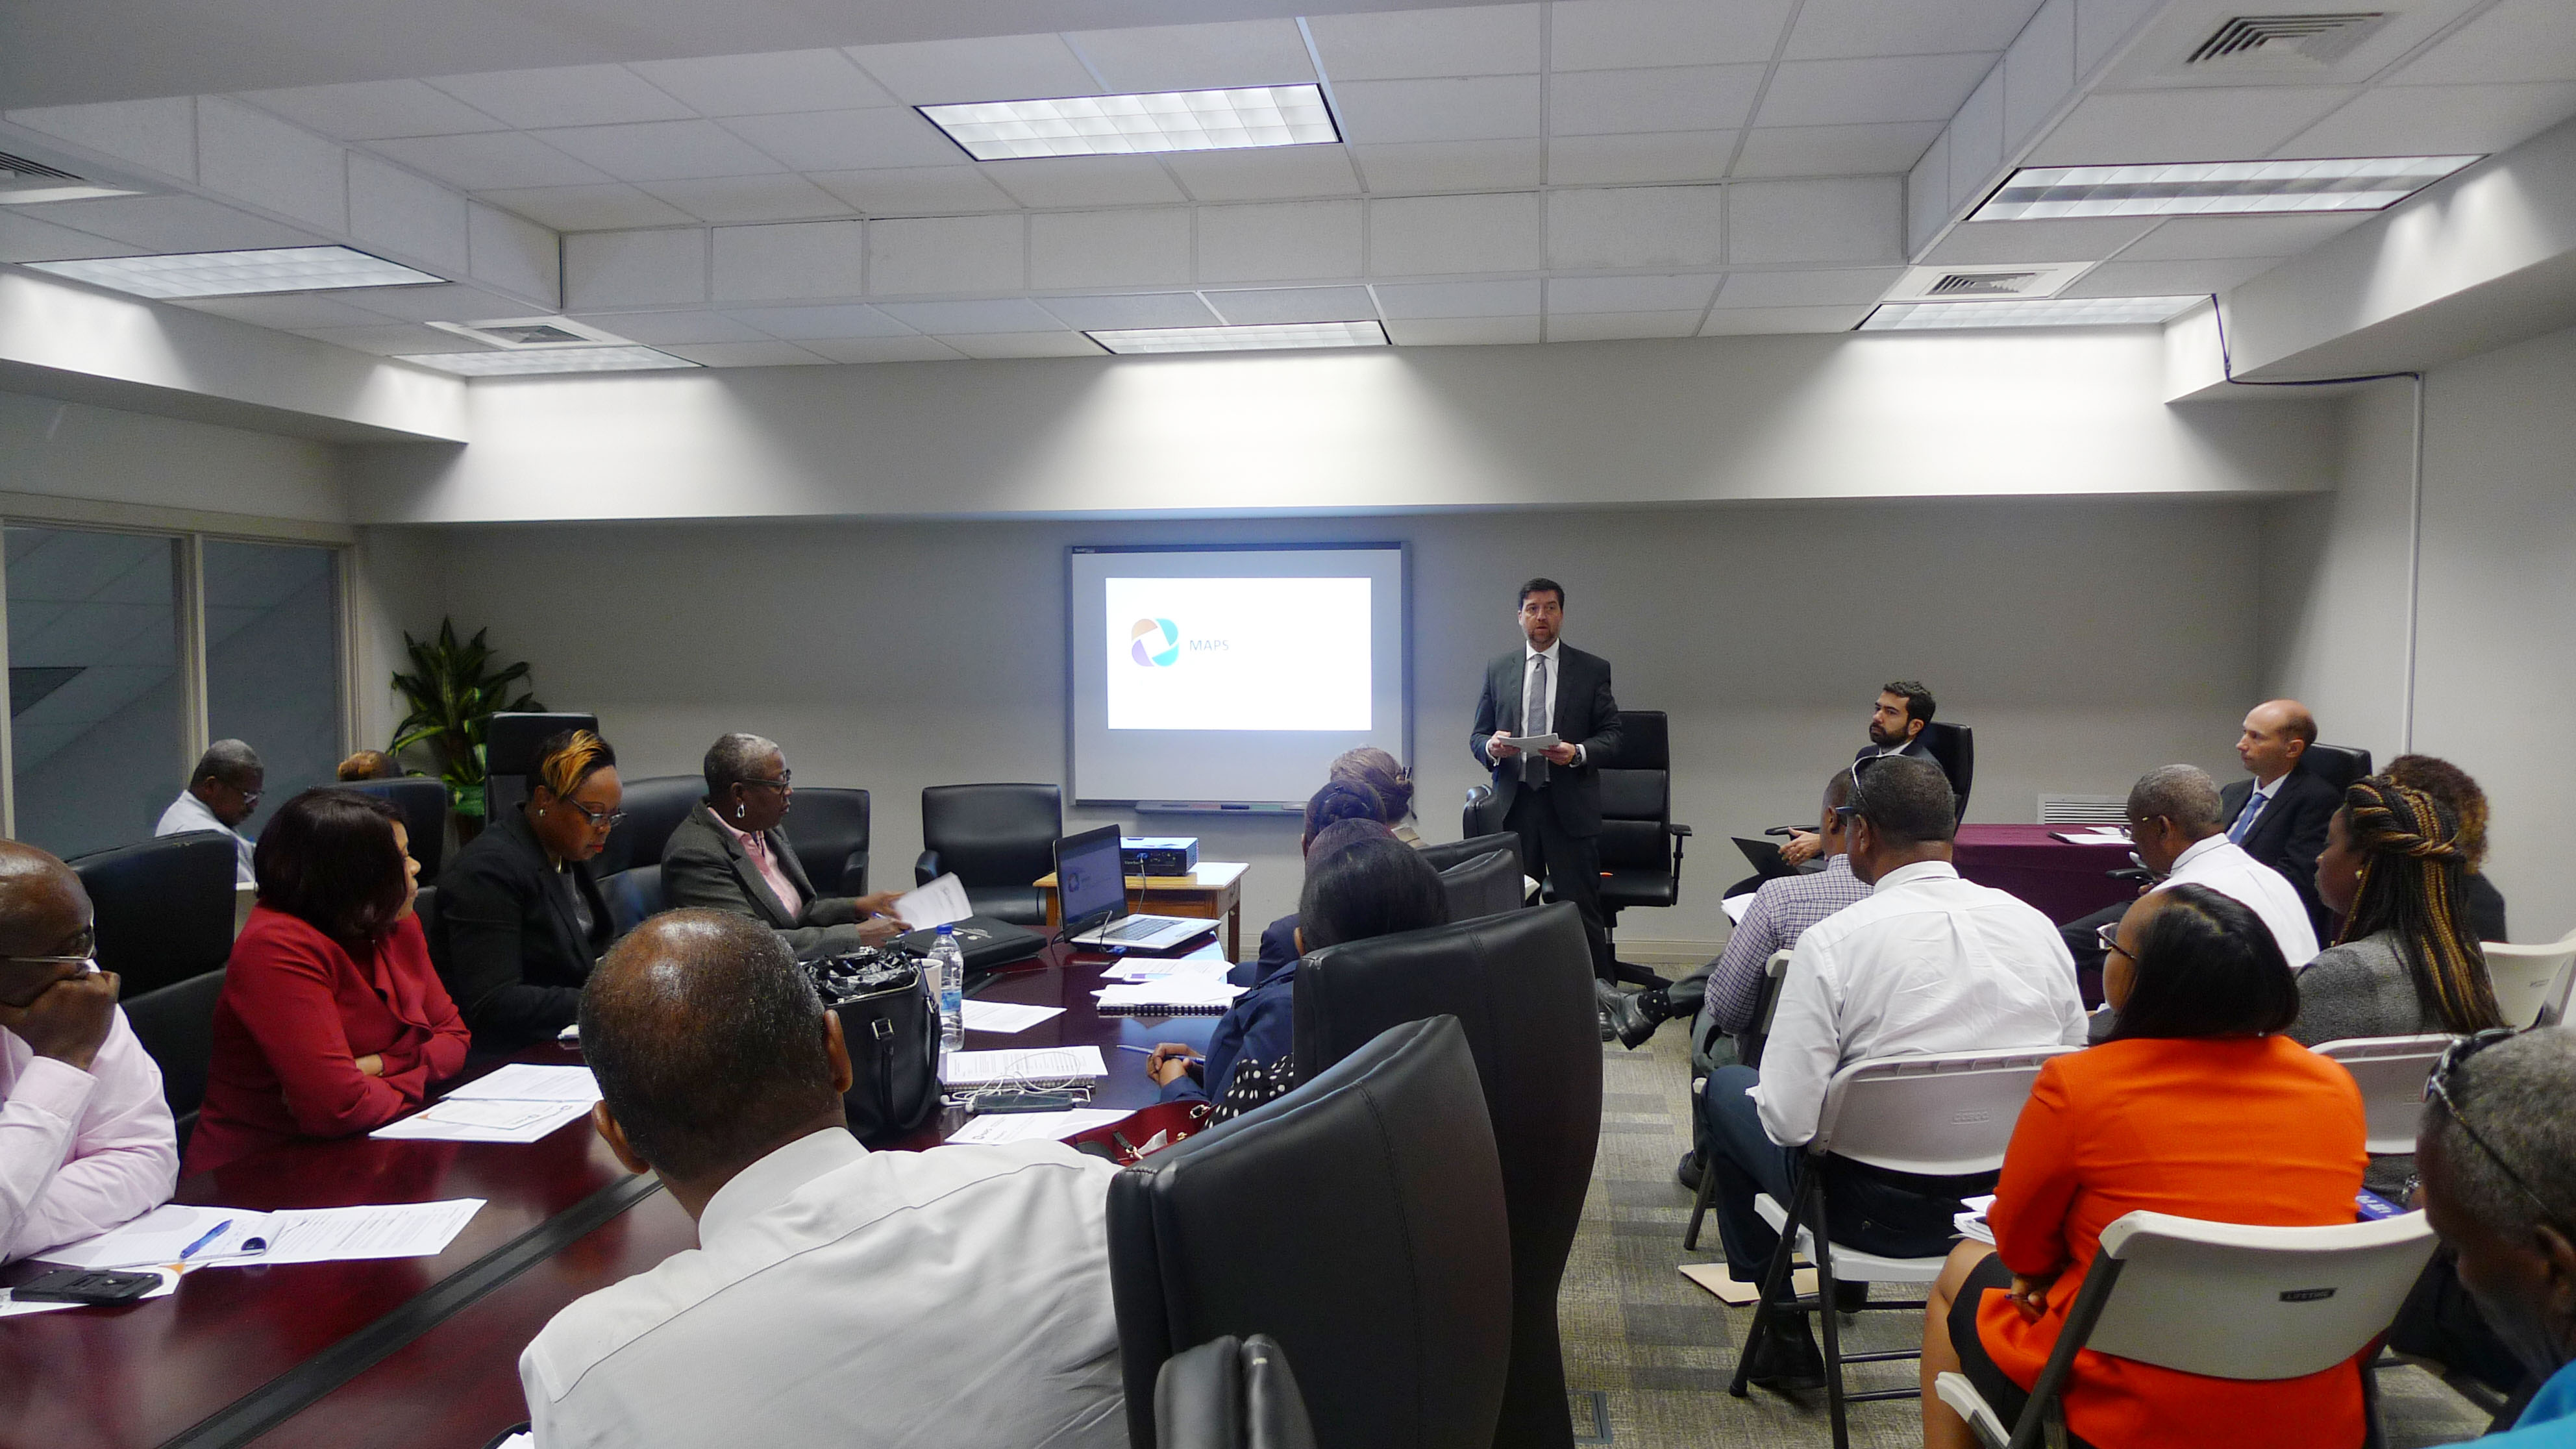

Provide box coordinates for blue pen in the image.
[177,1219,234,1262]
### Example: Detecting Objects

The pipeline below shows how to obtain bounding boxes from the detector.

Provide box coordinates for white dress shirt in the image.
[1753,860,2088,1147]
[521,1128,1126,1449]
[1485,641,1586,766]
[155,790,254,885]
[1,1010,180,1263]
[2157,834,2320,967]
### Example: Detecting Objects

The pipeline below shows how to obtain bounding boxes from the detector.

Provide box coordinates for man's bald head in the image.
[0,841,87,956]
[2237,699,2318,785]
[580,910,839,1182]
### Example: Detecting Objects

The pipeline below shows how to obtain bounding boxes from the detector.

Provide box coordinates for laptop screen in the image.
[1055,825,1128,934]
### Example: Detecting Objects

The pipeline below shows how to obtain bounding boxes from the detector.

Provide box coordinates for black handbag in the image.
[808,950,940,1141]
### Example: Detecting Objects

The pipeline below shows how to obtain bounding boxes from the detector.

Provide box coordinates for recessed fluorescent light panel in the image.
[1087,320,1388,354]
[1860,297,2205,330]
[397,346,698,376]
[1974,156,2479,220]
[921,84,1338,160]
[25,245,443,299]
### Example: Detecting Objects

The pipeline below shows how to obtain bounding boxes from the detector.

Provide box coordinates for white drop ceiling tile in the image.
[1196,199,1365,282]
[2279,82,2576,161]
[803,334,964,363]
[17,195,323,251]
[1373,278,1544,317]
[717,109,964,173]
[1550,0,1801,70]
[1547,132,1737,185]
[1331,77,1542,144]
[295,321,491,355]
[1349,139,1545,192]
[425,66,697,130]
[1729,175,1902,264]
[1922,216,2156,264]
[349,155,471,271]
[2117,214,2369,262]
[565,309,766,344]
[641,175,853,224]
[1758,54,2001,128]
[624,51,896,118]
[659,340,830,367]
[2025,88,2360,166]
[713,219,866,301]
[2393,0,2576,86]
[1700,303,1868,334]
[1030,208,1195,290]
[474,184,696,232]
[2060,256,2279,297]
[339,280,538,323]
[195,97,348,232]
[1304,6,1543,81]
[0,211,144,263]
[1545,185,1724,269]
[530,119,789,183]
[1785,0,2044,60]
[1161,146,1362,201]
[1732,121,1944,178]
[1369,192,1543,275]
[867,213,1024,295]
[1548,66,1765,136]
[1383,314,1542,345]
[177,293,393,328]
[564,228,710,310]
[846,34,1103,105]
[1546,309,1701,340]
[981,155,1191,209]
[1546,273,1719,312]
[1067,20,1315,92]
[810,166,1019,216]
[1949,67,2007,201]
[1204,285,1379,324]
[2002,1,2075,149]
[1037,293,1222,329]
[472,204,563,306]
[3,99,197,181]
[368,132,608,192]
[874,297,1063,333]
[1715,267,1901,306]
[2074,0,2161,76]
[723,303,913,339]
[236,80,505,142]
[942,331,1108,359]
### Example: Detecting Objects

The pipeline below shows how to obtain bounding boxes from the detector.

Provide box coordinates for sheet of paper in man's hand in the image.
[895,873,972,930]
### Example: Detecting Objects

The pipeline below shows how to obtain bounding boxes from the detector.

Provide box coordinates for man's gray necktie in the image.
[1523,654,1549,786]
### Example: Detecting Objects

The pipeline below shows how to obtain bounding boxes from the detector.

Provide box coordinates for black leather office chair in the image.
[1109,1015,1512,1449]
[917,784,1061,926]
[599,865,665,937]
[342,777,450,878]
[1158,1335,1319,1449]
[1596,711,1691,988]
[2305,743,2373,793]
[1437,849,1522,923]
[1293,904,1600,1449]
[782,786,871,896]
[121,967,225,1153]
[1920,721,1976,821]
[482,712,599,823]
[596,774,703,878]
[69,832,238,997]
[1416,831,1521,878]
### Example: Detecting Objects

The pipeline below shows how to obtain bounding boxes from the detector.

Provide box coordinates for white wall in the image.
[0,388,343,522]
[380,495,2263,950]
[2259,382,2416,760]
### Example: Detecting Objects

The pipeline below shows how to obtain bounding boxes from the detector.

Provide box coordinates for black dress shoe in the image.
[1594,979,1661,1050]
[1742,1311,1826,1393]
[1676,1151,1703,1191]
[1833,1280,1871,1313]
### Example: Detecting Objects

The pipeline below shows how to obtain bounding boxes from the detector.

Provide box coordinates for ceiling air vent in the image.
[425,316,636,350]
[0,150,142,204]
[1888,262,2094,304]
[2187,13,2390,68]
[1927,271,2042,297]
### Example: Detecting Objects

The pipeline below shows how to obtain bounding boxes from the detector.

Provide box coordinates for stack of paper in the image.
[959,1000,1065,1034]
[893,873,972,930]
[940,1046,1109,1087]
[2053,830,2132,847]
[944,1108,1129,1145]
[41,1199,485,1269]
[1955,1193,1998,1245]
[374,1065,601,1144]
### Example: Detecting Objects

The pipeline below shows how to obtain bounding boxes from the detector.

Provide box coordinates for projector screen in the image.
[1069,544,1409,808]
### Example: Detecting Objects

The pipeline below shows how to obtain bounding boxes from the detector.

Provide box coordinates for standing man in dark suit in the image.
[1472,578,1624,979]
[1779,681,1942,867]
[2220,698,2344,941]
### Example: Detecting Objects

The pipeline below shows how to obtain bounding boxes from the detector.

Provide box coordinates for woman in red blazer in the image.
[188,789,469,1174]
[1920,883,2369,1449]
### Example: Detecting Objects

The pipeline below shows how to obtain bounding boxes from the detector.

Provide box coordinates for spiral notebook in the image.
[1094,979,1245,1016]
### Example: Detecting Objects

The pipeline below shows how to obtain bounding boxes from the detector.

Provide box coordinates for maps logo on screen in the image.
[1129,617,1181,667]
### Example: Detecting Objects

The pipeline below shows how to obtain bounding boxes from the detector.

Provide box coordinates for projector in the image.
[1121,836,1200,876]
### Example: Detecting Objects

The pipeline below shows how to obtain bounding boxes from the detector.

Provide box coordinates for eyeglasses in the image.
[2094,922,2134,962]
[556,797,626,830]
[1833,754,1892,824]
[2426,1028,2568,1230]
[743,771,793,792]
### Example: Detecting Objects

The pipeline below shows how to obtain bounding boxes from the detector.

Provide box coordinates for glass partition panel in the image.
[204,539,341,830]
[7,526,187,860]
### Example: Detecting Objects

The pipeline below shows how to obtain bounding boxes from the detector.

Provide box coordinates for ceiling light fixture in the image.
[1859,297,2206,330]
[1087,319,1387,354]
[25,245,444,299]
[396,346,699,376]
[921,84,1339,160]
[1974,156,2479,220]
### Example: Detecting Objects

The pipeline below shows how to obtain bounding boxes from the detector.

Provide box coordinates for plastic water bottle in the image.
[932,925,965,1068]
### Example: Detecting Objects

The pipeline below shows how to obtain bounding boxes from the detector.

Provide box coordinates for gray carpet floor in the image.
[1556,1026,2499,1448]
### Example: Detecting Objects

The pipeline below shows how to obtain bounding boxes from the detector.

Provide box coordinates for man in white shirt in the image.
[2127,765,2318,965]
[0,841,180,1263]
[154,740,264,885]
[519,909,1124,1449]
[1703,757,2086,1390]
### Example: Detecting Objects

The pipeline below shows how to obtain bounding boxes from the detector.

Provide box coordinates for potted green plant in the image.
[390,619,544,840]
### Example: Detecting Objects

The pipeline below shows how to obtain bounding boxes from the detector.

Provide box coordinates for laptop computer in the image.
[1055,824,1216,951]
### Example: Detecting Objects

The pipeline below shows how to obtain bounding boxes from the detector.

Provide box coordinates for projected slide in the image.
[1105,577,1370,732]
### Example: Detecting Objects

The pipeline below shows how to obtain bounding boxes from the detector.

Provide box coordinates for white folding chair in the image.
[2310,1034,2458,1157]
[1685,949,1794,1250]
[1936,1209,2440,1449]
[1725,1046,2077,1449]
[2484,928,2576,1028]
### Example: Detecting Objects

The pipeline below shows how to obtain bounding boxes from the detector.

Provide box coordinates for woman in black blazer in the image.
[433,730,621,1052]
[659,733,904,960]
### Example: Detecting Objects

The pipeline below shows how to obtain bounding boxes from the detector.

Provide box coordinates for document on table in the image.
[945,1108,1128,1145]
[2052,830,2132,847]
[1100,956,1233,983]
[894,873,972,930]
[41,1199,484,1269]
[940,1046,1108,1087]
[959,999,1064,1034]
[441,1064,601,1104]
[373,1062,602,1143]
[0,1266,179,1318]
[1095,979,1243,1011]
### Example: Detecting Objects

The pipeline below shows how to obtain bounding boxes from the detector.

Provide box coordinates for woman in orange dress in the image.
[1919,882,2369,1449]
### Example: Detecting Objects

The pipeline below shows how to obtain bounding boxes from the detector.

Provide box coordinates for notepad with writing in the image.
[1093,978,1245,1015]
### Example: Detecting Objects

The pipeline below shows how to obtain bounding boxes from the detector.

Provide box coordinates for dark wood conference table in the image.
[3,940,1216,1449]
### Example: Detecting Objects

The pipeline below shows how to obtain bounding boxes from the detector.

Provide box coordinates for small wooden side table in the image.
[1035,861,1249,960]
